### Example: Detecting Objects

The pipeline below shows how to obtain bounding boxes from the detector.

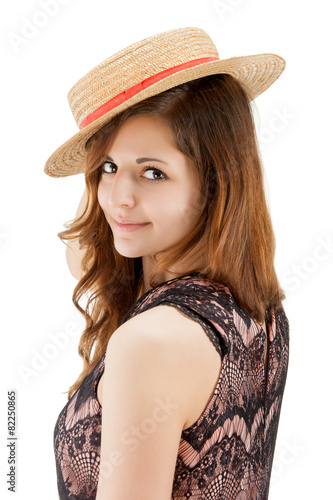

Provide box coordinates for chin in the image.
[113,244,144,259]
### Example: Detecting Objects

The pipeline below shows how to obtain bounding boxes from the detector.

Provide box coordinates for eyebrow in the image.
[105,155,168,165]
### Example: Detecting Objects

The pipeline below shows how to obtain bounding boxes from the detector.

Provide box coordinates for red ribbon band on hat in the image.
[79,56,219,130]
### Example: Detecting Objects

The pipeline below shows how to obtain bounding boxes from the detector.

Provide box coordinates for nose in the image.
[107,170,136,208]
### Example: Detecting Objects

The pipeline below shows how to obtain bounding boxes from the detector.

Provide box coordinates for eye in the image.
[100,161,167,182]
[100,161,115,174]
[142,166,167,182]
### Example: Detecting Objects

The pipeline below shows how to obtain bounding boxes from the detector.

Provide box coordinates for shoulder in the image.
[106,303,206,388]
[113,302,205,338]
[108,303,214,368]
[105,303,221,426]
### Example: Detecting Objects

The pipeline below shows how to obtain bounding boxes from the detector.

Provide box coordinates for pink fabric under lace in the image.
[54,273,289,499]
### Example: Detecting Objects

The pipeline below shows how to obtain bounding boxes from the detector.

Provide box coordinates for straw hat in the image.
[44,26,285,178]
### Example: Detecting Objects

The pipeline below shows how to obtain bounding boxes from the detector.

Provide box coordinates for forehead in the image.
[107,114,176,151]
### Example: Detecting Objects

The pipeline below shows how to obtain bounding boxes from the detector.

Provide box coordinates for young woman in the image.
[45,27,290,500]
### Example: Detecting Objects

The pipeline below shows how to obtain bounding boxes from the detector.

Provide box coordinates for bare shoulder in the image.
[114,303,204,336]
[111,303,218,355]
[108,303,222,430]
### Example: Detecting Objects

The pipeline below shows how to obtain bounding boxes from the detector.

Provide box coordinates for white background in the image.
[1,0,332,498]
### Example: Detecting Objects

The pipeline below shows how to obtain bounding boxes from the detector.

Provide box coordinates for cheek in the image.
[159,191,201,230]
[175,188,203,224]
[97,182,108,209]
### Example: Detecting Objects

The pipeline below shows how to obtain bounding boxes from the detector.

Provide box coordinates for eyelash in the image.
[100,161,167,182]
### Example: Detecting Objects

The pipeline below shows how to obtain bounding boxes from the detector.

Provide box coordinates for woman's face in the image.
[97,114,204,262]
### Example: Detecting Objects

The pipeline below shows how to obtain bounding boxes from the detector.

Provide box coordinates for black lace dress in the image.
[54,272,289,499]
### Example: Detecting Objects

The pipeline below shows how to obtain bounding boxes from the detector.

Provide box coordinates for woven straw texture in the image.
[44,27,285,178]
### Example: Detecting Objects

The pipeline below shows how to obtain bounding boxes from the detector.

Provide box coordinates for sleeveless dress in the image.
[54,272,290,499]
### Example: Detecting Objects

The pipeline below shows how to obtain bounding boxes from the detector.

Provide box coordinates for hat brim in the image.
[44,53,285,178]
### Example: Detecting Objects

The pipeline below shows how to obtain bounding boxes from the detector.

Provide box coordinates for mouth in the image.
[113,219,151,233]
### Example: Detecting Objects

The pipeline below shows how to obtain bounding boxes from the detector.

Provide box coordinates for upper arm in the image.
[95,307,194,500]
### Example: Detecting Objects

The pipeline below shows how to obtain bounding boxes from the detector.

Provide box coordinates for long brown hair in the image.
[58,73,286,400]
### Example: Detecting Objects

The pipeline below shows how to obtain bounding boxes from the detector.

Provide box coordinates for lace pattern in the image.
[54,273,289,499]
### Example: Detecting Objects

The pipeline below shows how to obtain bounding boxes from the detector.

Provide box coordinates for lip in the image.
[113,217,147,225]
[113,218,150,232]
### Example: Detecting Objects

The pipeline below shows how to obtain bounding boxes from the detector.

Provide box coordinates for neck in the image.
[140,240,205,296]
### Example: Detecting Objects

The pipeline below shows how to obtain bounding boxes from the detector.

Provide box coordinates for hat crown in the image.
[68,27,219,128]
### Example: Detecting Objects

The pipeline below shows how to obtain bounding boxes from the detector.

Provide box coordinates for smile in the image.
[113,219,151,232]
